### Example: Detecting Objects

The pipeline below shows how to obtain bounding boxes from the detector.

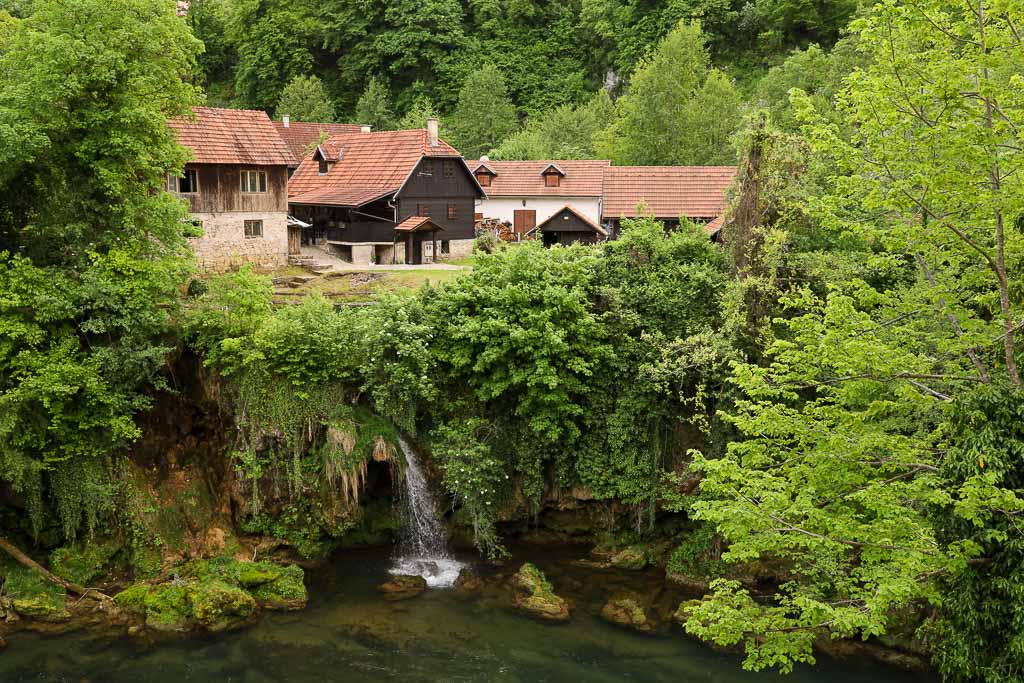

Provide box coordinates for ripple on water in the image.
[389,556,465,587]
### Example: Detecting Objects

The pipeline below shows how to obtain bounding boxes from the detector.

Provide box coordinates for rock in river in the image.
[377,574,427,600]
[510,563,571,622]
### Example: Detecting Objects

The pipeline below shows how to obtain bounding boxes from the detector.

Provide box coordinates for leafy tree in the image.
[0,0,201,537]
[491,90,614,160]
[188,0,235,103]
[684,0,1024,672]
[353,76,395,131]
[276,74,336,122]
[450,63,518,158]
[599,21,742,165]
[225,0,317,110]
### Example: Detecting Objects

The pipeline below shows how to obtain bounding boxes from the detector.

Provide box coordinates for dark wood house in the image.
[535,205,609,246]
[287,120,485,264]
[166,107,293,271]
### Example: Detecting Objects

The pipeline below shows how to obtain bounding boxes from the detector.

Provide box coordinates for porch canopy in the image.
[393,216,445,264]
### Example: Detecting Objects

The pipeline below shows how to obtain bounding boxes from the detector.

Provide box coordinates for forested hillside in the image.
[176,0,860,162]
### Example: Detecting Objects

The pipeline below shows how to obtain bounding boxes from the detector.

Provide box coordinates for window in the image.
[443,160,455,178]
[421,160,434,176]
[318,159,329,175]
[440,240,450,255]
[244,219,263,238]
[447,203,457,220]
[167,168,199,194]
[417,203,431,217]
[476,173,491,187]
[241,170,267,193]
[544,173,560,187]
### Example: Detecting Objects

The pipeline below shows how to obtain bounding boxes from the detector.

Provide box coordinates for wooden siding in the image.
[177,164,288,214]
[539,207,604,246]
[396,157,477,240]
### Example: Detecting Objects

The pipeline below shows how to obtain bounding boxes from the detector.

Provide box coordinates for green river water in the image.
[0,544,936,682]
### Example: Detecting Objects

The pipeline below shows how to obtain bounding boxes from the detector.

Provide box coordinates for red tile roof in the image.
[704,215,725,234]
[394,216,444,232]
[167,107,292,166]
[469,159,610,197]
[272,121,367,166]
[288,129,464,207]
[601,166,736,220]
[537,205,608,236]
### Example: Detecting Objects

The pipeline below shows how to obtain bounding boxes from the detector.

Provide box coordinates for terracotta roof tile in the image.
[287,129,463,206]
[469,159,610,197]
[601,166,736,220]
[272,121,367,165]
[394,216,444,232]
[167,107,292,166]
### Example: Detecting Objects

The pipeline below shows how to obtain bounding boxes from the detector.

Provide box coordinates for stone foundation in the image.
[189,211,288,272]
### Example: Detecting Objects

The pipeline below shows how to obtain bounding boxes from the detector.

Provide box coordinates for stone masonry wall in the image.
[189,211,288,272]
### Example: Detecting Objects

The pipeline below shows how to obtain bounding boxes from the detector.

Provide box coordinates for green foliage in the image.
[2,561,67,618]
[0,0,200,541]
[353,76,395,131]
[491,90,615,160]
[450,64,519,158]
[276,74,336,122]
[598,21,742,165]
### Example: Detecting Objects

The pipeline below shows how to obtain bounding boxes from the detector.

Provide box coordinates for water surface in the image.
[0,545,935,682]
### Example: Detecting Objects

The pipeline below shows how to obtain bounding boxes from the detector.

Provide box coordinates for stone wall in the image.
[189,211,288,272]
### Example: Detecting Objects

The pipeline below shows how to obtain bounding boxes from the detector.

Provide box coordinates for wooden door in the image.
[287,225,301,255]
[513,210,536,235]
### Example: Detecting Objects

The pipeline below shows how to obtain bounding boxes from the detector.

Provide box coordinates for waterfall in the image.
[390,436,463,587]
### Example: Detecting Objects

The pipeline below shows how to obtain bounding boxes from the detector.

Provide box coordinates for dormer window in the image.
[476,173,492,187]
[318,159,329,175]
[540,163,565,188]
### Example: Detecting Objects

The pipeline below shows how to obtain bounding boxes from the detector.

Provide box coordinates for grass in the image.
[271,268,466,304]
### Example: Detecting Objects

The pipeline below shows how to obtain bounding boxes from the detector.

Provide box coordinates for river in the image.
[0,544,935,682]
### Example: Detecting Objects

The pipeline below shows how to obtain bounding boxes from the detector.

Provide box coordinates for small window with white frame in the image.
[167,168,199,194]
[241,170,268,193]
[244,219,263,238]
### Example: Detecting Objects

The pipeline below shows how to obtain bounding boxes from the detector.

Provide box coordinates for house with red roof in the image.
[471,159,610,239]
[166,107,293,271]
[287,119,485,265]
[601,166,736,237]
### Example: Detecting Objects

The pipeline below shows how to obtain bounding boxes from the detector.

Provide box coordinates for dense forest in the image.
[180,0,860,162]
[2,0,1024,680]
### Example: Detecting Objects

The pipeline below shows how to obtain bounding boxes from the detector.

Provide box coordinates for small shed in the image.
[394,216,444,264]
[535,205,608,247]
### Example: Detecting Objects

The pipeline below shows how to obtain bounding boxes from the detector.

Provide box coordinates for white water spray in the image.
[390,436,463,587]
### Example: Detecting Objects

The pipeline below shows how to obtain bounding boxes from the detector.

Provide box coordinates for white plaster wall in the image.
[189,211,288,272]
[477,197,601,226]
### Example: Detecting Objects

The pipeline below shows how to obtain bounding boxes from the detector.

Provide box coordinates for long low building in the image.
[472,159,736,245]
[601,165,736,236]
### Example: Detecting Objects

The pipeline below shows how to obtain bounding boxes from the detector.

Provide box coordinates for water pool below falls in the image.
[0,543,935,683]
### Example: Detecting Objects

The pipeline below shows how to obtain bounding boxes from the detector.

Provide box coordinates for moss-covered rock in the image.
[600,592,657,633]
[2,565,69,621]
[143,583,194,632]
[50,539,123,587]
[609,546,648,571]
[236,563,281,588]
[113,583,151,613]
[188,579,256,631]
[250,564,307,610]
[510,563,571,622]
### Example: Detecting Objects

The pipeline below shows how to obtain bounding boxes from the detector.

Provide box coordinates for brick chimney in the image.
[427,118,439,147]
[282,114,290,128]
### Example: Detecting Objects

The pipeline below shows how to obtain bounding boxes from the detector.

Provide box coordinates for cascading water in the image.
[390,436,464,587]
